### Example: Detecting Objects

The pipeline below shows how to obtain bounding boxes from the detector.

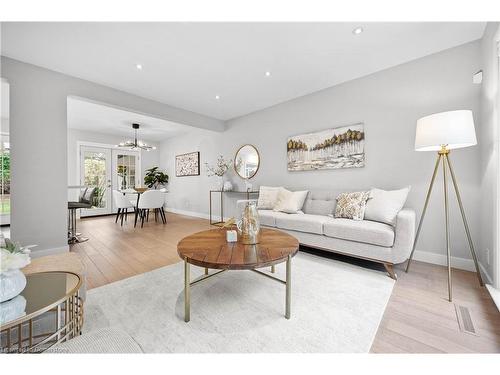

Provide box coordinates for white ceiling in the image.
[2,22,486,121]
[67,97,191,142]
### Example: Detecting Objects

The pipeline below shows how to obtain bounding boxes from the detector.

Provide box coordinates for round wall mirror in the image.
[234,144,260,179]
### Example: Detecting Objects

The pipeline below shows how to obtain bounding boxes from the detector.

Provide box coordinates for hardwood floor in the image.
[70,212,500,353]
[372,262,500,353]
[71,212,211,289]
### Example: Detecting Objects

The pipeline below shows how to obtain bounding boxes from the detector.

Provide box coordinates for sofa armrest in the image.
[391,208,416,264]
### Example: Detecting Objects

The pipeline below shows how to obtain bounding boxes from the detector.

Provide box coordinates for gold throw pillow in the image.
[334,191,371,221]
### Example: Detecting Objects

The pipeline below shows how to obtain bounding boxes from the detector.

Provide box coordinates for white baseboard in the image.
[480,263,494,285]
[485,284,500,312]
[164,207,210,221]
[413,250,493,284]
[413,250,475,271]
[31,245,69,258]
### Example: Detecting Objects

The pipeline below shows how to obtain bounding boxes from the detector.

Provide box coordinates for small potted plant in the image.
[144,167,169,189]
[0,238,33,302]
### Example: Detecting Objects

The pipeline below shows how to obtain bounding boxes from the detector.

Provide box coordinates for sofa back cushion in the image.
[302,190,340,216]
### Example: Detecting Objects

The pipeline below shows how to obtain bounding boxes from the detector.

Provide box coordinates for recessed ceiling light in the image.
[352,27,363,35]
[265,71,271,77]
[215,95,220,100]
[136,64,143,70]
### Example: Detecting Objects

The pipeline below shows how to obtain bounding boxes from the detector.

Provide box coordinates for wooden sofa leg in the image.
[383,263,397,280]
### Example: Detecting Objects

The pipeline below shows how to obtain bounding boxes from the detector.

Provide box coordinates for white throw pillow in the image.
[257,186,281,210]
[364,187,410,225]
[273,188,309,214]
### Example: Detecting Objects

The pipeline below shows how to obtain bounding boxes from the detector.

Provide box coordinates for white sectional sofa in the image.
[239,189,416,279]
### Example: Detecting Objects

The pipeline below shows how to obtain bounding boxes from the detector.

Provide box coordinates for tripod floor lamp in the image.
[405,110,484,302]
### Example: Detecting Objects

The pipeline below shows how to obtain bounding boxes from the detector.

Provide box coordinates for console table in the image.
[209,190,259,226]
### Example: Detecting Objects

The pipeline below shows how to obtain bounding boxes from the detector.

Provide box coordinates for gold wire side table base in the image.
[1,294,84,353]
[1,272,84,354]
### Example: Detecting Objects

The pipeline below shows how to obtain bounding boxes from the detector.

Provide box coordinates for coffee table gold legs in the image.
[285,255,291,319]
[184,259,190,323]
[183,260,293,322]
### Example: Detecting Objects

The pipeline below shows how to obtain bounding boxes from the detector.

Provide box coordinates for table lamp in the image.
[405,110,483,302]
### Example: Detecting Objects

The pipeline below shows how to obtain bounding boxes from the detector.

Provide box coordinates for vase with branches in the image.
[205,155,232,191]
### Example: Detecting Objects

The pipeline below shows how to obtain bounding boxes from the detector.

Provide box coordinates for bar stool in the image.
[68,187,96,244]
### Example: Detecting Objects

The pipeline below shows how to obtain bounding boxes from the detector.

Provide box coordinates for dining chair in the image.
[135,190,167,228]
[113,190,135,226]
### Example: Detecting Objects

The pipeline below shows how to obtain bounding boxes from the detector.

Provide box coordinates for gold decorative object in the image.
[236,201,260,244]
[219,217,236,229]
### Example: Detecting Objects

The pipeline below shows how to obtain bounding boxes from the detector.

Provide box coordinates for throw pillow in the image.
[257,186,281,210]
[364,187,410,225]
[334,191,371,221]
[273,188,309,214]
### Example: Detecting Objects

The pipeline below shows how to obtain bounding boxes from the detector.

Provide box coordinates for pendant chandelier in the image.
[117,123,156,151]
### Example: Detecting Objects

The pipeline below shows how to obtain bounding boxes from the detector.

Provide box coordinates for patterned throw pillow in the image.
[334,191,371,221]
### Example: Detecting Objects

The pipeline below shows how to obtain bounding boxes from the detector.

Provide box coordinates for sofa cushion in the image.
[275,214,331,235]
[257,210,291,227]
[302,190,337,216]
[323,218,395,247]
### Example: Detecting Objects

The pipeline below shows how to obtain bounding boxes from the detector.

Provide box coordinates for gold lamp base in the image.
[405,146,484,302]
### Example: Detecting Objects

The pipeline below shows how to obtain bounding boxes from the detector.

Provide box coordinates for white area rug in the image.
[85,252,394,352]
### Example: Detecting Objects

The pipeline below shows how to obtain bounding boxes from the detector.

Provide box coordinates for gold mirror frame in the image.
[234,144,260,180]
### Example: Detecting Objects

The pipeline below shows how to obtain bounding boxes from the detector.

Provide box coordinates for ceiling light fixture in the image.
[265,71,271,77]
[116,123,156,151]
[352,27,363,35]
[136,64,143,70]
[215,95,220,100]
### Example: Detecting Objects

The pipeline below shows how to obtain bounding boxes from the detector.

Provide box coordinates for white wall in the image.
[0,55,223,256]
[162,41,483,268]
[67,128,160,189]
[478,23,500,287]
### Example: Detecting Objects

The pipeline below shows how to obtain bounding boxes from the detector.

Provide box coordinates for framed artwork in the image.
[175,151,200,177]
[287,123,365,171]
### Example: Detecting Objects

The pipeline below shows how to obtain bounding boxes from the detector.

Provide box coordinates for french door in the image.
[80,146,112,216]
[79,145,141,217]
[112,149,141,193]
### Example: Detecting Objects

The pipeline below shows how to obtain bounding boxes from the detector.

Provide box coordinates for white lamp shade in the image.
[415,110,477,152]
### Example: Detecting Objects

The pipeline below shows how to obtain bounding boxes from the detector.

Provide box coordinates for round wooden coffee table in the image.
[177,228,299,322]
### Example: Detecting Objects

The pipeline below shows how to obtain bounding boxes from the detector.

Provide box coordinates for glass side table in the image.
[0,271,83,353]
